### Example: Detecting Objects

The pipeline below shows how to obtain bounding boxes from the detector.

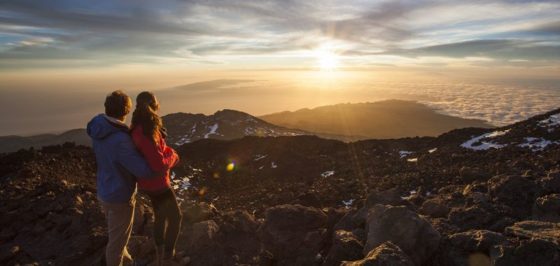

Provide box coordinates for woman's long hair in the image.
[132,91,162,144]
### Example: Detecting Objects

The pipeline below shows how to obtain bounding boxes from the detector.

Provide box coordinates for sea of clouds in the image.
[2,78,559,136]
[378,82,560,126]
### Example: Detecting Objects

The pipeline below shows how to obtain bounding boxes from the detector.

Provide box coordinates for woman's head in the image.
[132,91,162,143]
[136,91,159,112]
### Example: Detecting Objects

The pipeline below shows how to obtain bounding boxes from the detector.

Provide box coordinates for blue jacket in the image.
[87,114,154,203]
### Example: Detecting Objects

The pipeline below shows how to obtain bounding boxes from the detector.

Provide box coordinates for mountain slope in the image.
[162,109,307,146]
[259,100,493,140]
[0,108,559,265]
[0,129,89,153]
[0,110,307,153]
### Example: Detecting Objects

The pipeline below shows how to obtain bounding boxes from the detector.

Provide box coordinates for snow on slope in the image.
[163,110,306,146]
[460,113,560,152]
[460,130,510,151]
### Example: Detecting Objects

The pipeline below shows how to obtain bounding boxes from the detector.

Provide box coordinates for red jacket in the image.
[131,125,179,191]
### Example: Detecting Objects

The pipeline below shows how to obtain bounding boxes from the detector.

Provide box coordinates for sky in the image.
[0,0,559,135]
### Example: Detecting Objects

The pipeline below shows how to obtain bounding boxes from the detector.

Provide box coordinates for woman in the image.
[131,91,181,265]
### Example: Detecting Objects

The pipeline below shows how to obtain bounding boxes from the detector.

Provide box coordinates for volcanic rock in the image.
[487,175,537,218]
[364,204,440,265]
[324,230,363,266]
[491,239,560,266]
[259,204,328,265]
[342,241,414,266]
[364,188,406,207]
[419,198,450,218]
[532,194,560,222]
[539,169,560,193]
[505,220,560,244]
[441,230,507,265]
[182,202,217,224]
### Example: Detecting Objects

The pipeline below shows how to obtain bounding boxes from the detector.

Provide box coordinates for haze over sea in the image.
[1,75,559,136]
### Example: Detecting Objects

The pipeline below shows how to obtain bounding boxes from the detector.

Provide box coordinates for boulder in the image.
[442,230,507,266]
[539,170,560,193]
[419,198,449,218]
[448,206,495,230]
[334,207,367,231]
[462,182,490,204]
[365,188,406,208]
[216,211,263,265]
[487,175,537,218]
[459,166,485,181]
[189,220,220,249]
[342,241,413,266]
[220,210,259,233]
[184,220,222,266]
[449,230,507,251]
[259,204,328,265]
[505,220,560,244]
[532,194,560,222]
[182,202,217,224]
[364,204,440,265]
[324,230,363,266]
[491,239,560,266]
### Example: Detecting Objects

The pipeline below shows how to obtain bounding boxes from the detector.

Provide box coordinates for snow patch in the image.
[400,190,417,200]
[518,137,559,151]
[342,199,354,208]
[539,114,560,132]
[460,129,510,151]
[254,154,267,161]
[399,150,413,158]
[321,171,335,178]
[271,162,277,169]
[407,158,418,163]
[204,123,219,138]
[175,136,191,146]
[428,148,438,153]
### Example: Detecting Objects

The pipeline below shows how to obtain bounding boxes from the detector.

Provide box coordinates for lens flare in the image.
[226,162,236,172]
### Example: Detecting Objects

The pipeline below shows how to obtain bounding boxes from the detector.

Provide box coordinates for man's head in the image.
[104,90,132,120]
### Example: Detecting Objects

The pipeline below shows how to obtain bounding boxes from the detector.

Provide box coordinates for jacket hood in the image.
[87,114,129,140]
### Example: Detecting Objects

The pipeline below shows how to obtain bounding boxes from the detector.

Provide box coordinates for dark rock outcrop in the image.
[324,230,363,266]
[364,204,441,265]
[488,175,537,218]
[532,194,560,222]
[342,241,414,266]
[259,204,328,265]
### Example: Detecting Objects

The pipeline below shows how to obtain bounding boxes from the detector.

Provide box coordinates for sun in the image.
[314,45,340,71]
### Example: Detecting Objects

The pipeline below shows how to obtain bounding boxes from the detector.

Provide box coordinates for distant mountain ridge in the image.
[0,100,492,153]
[0,129,89,154]
[0,110,308,153]
[162,109,307,146]
[259,100,493,140]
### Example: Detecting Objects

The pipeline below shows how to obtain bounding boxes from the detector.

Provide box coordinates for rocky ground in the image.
[0,109,559,265]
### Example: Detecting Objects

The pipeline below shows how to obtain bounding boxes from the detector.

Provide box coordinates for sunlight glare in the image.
[314,44,340,71]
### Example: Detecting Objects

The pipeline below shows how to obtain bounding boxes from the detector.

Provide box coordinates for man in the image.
[87,90,164,266]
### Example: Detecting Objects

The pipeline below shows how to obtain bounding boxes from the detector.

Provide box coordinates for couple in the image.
[87,91,181,266]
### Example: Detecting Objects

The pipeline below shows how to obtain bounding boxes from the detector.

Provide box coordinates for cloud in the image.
[0,0,559,68]
[531,21,560,36]
[381,39,560,61]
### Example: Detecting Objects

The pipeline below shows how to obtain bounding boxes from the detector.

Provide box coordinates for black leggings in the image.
[147,188,183,253]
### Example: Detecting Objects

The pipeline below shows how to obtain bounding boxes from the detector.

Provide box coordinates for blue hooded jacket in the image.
[87,114,154,203]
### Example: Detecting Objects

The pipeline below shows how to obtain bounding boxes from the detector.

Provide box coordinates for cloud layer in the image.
[0,0,559,69]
